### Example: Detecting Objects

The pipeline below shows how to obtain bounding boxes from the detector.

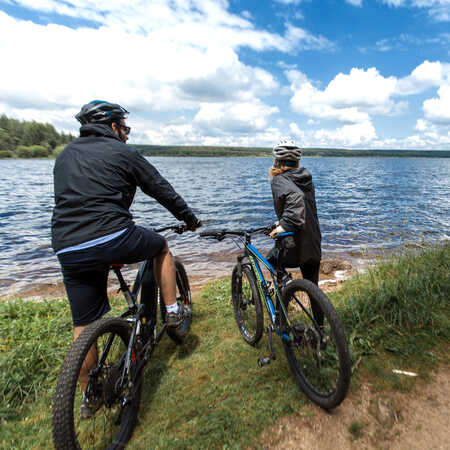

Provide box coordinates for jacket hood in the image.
[283,167,313,192]
[79,123,121,141]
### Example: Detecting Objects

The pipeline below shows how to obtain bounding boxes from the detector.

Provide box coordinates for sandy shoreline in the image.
[0,257,357,302]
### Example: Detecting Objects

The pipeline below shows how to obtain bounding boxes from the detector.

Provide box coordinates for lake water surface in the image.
[0,156,448,297]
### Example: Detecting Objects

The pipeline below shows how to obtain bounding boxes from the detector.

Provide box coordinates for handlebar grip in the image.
[277,232,294,237]
[199,231,221,238]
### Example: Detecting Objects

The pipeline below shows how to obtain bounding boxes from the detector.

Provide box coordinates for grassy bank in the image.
[1,243,448,448]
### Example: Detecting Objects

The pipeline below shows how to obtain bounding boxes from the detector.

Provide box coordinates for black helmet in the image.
[75,100,129,125]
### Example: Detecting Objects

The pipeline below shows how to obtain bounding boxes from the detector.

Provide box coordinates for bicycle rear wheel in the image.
[281,279,351,409]
[231,263,264,345]
[160,257,192,343]
[53,318,142,449]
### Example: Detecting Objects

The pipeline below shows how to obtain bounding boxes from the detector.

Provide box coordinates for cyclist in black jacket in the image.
[267,138,323,325]
[52,101,201,417]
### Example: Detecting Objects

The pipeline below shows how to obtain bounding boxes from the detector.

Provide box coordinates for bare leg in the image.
[153,241,176,307]
[74,325,98,393]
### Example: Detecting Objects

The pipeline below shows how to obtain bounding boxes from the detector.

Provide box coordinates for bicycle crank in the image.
[257,325,277,367]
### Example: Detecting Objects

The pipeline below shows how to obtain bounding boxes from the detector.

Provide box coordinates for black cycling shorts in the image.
[58,225,165,327]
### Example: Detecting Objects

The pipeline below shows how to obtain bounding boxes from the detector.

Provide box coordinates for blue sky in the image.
[0,0,449,149]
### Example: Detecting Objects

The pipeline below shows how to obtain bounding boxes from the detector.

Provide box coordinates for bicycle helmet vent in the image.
[75,100,129,125]
[272,138,302,161]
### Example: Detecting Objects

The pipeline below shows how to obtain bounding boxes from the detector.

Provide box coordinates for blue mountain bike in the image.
[200,226,351,409]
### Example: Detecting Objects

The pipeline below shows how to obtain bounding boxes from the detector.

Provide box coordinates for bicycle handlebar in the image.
[200,226,276,241]
[154,223,187,234]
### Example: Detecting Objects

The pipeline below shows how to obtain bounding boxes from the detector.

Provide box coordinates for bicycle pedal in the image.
[257,356,272,367]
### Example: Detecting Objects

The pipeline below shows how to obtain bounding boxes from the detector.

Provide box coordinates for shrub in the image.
[0,149,14,158]
[15,145,51,158]
[52,144,66,157]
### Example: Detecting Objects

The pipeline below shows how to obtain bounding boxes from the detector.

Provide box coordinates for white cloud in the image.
[396,60,446,95]
[346,0,363,6]
[314,121,377,147]
[275,0,303,4]
[373,129,450,149]
[142,121,281,146]
[423,84,450,124]
[194,101,279,135]
[0,1,333,140]
[289,122,305,141]
[1,2,449,149]
[286,61,450,147]
[382,0,406,6]
[381,0,450,22]
[284,24,335,52]
[288,67,397,123]
[415,118,428,131]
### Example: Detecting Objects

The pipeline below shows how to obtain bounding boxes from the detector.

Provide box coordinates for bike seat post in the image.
[112,266,135,309]
[277,267,292,284]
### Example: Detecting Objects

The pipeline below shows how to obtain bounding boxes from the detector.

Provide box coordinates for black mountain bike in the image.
[52,224,192,450]
[200,226,351,410]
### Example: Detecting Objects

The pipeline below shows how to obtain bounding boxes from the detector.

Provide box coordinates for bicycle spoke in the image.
[231,264,263,345]
[282,279,351,409]
[53,319,142,449]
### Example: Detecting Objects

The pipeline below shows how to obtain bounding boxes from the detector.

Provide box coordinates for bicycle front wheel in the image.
[231,263,263,345]
[281,279,351,409]
[53,318,142,450]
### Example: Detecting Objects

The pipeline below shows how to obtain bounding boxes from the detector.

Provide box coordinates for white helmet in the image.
[272,138,302,161]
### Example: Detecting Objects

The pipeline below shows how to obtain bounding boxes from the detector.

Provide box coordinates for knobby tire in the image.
[231,263,264,345]
[281,279,351,410]
[52,318,142,450]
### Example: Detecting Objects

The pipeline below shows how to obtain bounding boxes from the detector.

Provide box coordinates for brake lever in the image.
[262,225,275,236]
[174,225,187,234]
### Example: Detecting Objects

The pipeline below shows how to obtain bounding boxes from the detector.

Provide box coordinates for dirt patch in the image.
[260,366,450,450]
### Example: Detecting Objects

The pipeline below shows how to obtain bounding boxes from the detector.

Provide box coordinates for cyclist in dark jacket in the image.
[267,138,323,324]
[52,101,201,418]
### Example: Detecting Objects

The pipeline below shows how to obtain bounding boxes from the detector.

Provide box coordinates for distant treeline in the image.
[132,144,450,158]
[0,114,75,158]
[1,114,449,159]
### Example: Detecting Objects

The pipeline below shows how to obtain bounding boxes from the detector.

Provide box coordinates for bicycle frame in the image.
[238,233,296,341]
[89,224,186,397]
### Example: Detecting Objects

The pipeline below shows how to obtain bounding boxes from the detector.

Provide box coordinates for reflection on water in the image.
[0,156,449,297]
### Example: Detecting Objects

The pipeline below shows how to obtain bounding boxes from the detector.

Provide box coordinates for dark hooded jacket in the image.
[51,123,197,253]
[270,167,321,266]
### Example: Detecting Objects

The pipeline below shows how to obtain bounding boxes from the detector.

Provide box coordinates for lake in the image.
[0,156,448,297]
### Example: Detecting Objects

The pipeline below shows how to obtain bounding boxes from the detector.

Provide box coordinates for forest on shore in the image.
[0,115,74,158]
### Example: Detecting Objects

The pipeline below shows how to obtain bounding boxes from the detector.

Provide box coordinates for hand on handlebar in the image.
[269,224,285,239]
[185,219,203,232]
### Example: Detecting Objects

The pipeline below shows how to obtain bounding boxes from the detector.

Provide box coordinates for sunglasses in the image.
[120,125,131,135]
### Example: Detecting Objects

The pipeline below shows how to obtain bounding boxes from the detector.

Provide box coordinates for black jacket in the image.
[271,167,321,265]
[51,124,197,252]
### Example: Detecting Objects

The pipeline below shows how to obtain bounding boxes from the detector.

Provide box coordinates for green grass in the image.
[0,243,449,448]
[331,242,449,390]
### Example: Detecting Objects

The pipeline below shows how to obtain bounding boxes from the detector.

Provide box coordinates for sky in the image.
[0,0,449,150]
